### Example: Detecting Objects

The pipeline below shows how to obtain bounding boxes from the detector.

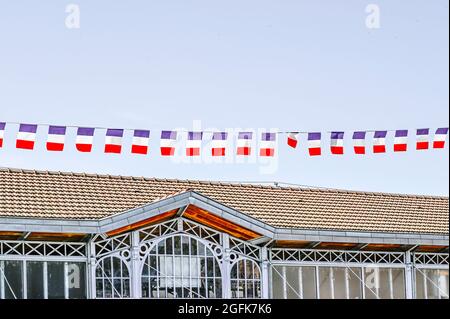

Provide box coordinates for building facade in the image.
[0,168,448,299]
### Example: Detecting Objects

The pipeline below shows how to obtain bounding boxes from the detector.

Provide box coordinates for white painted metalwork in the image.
[140,234,222,299]
[94,233,131,259]
[413,252,449,267]
[229,237,261,261]
[1,224,448,299]
[0,259,87,299]
[95,255,130,298]
[271,248,405,265]
[0,240,86,258]
[230,258,261,298]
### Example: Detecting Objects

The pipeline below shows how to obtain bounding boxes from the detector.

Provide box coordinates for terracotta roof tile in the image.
[0,167,448,235]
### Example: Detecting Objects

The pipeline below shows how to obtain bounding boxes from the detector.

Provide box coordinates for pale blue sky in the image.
[0,1,448,195]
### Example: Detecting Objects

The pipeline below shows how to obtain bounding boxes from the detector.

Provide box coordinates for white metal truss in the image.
[138,219,179,243]
[0,240,86,258]
[229,237,261,261]
[270,249,405,265]
[182,219,222,246]
[413,253,449,267]
[94,233,131,259]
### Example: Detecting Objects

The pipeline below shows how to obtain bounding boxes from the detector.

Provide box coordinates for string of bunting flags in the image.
[0,121,448,157]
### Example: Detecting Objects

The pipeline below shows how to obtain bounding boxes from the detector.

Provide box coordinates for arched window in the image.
[96,256,130,298]
[231,259,261,298]
[141,234,222,298]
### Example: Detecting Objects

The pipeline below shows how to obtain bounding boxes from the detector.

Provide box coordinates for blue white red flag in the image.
[16,124,38,150]
[47,126,66,152]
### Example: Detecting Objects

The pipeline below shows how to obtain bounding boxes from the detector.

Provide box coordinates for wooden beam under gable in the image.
[183,205,261,240]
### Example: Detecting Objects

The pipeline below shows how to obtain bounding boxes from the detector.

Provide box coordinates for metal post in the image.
[43,261,48,299]
[261,247,270,299]
[87,238,97,299]
[131,231,141,298]
[405,251,414,299]
[0,261,4,299]
[64,262,69,299]
[222,233,231,298]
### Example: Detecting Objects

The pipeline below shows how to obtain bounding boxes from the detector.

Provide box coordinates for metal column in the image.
[131,231,141,298]
[222,233,231,298]
[405,251,414,299]
[261,247,270,299]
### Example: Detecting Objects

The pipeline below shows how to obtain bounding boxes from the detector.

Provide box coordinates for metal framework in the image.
[0,240,86,259]
[270,248,405,265]
[0,218,448,299]
[269,249,449,299]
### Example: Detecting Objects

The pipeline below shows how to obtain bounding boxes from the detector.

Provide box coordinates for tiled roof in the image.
[0,168,448,235]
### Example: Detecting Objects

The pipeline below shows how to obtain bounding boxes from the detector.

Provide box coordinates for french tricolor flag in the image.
[433,128,449,149]
[46,126,66,151]
[237,132,253,156]
[131,130,150,155]
[160,130,177,156]
[393,129,408,152]
[104,129,124,154]
[287,132,299,149]
[330,132,344,155]
[211,132,228,156]
[0,122,5,148]
[373,131,387,153]
[352,131,366,154]
[260,133,276,157]
[76,127,95,152]
[16,124,38,150]
[307,132,321,156]
[416,128,429,150]
[186,132,203,156]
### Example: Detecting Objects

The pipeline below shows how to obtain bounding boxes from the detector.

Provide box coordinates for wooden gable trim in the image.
[183,205,261,240]
[106,209,178,237]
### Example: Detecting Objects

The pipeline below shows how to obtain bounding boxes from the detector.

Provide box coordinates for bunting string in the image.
[0,121,448,158]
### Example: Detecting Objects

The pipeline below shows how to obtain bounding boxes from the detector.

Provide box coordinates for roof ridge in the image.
[0,166,448,200]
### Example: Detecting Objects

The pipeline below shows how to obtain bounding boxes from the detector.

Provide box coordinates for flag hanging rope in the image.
[0,120,448,158]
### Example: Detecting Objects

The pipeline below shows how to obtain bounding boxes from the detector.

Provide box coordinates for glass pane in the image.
[285,266,300,299]
[424,269,449,299]
[302,267,317,299]
[47,262,65,299]
[333,267,346,299]
[364,267,380,299]
[348,268,362,299]
[271,266,284,298]
[3,260,23,299]
[141,277,149,298]
[190,238,197,255]
[166,237,173,254]
[415,270,425,299]
[437,269,449,299]
[174,236,182,255]
[96,279,104,298]
[378,268,391,299]
[26,261,44,299]
[391,268,405,299]
[103,258,111,277]
[318,267,332,299]
[68,262,86,299]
